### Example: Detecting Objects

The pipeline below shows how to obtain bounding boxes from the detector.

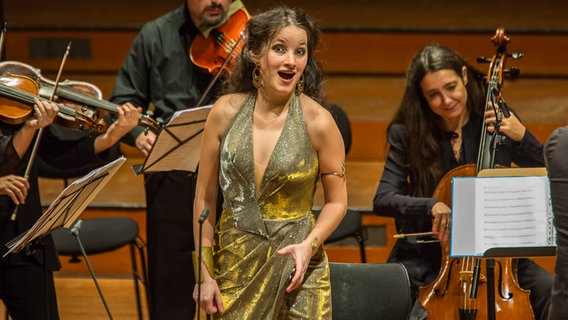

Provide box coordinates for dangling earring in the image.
[296,74,305,94]
[252,64,262,89]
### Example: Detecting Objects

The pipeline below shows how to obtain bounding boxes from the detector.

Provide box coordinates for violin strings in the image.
[0,82,78,117]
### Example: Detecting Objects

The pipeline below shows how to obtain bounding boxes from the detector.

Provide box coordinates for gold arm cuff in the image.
[320,171,345,178]
[321,163,346,179]
[192,246,214,283]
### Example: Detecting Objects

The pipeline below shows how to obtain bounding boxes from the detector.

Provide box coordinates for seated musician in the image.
[373,44,552,320]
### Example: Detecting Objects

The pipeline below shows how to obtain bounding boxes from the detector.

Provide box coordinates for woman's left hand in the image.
[26,98,59,130]
[484,106,526,142]
[277,240,313,293]
[113,103,141,134]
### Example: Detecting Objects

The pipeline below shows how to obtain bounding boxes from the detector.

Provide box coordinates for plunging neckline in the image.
[252,100,293,199]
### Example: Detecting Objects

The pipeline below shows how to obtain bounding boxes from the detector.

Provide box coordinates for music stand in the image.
[132,105,211,175]
[452,167,556,320]
[4,157,126,319]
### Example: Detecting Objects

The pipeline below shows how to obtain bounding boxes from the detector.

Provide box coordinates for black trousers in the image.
[0,222,59,320]
[545,126,568,320]
[145,171,197,320]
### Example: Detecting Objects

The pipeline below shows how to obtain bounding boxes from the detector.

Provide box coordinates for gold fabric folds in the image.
[213,93,331,319]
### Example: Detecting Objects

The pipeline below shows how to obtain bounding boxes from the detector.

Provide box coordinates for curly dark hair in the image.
[390,44,487,196]
[224,6,325,104]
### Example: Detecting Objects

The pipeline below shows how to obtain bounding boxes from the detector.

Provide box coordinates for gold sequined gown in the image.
[213,93,332,319]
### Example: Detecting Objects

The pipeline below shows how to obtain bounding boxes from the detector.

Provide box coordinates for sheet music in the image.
[134,105,212,174]
[5,157,126,255]
[451,175,555,257]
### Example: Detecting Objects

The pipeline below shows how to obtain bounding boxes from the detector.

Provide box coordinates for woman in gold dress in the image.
[192,6,347,319]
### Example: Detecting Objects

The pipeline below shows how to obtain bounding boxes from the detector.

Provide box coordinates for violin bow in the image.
[10,41,71,221]
[0,22,6,61]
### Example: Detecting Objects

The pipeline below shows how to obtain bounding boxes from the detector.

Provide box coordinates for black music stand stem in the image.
[70,220,113,319]
[481,247,556,320]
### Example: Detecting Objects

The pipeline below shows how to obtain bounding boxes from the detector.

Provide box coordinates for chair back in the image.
[327,103,352,155]
[329,262,412,320]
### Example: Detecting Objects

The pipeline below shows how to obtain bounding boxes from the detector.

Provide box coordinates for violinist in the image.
[109,0,248,318]
[0,98,138,319]
[373,45,552,320]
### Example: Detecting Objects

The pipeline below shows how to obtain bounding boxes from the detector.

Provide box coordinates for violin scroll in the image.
[476,28,523,88]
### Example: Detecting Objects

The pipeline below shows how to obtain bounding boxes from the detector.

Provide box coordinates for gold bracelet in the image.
[192,246,214,283]
[311,236,320,257]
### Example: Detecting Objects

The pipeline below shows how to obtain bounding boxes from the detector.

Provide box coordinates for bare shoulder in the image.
[212,93,246,118]
[299,94,335,133]
[209,93,246,123]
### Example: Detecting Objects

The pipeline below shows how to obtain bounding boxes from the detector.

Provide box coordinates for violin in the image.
[0,61,161,135]
[189,8,250,76]
[417,28,533,320]
[0,73,105,133]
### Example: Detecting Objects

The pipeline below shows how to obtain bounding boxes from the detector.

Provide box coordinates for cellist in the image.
[373,44,552,319]
[109,1,248,318]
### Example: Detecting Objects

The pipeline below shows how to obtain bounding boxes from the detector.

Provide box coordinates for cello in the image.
[417,28,534,319]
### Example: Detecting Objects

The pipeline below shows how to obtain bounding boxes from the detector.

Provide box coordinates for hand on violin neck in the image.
[25,97,59,130]
[93,104,141,154]
[484,108,526,142]
[113,103,141,134]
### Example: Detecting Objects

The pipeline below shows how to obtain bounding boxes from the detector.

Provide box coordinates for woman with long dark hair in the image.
[193,6,346,319]
[374,44,552,320]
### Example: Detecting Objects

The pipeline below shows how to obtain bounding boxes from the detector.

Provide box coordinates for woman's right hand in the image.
[431,201,452,242]
[193,277,224,315]
[0,175,29,204]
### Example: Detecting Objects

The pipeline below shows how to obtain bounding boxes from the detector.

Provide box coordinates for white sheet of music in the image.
[6,157,126,255]
[451,175,555,257]
[136,105,212,174]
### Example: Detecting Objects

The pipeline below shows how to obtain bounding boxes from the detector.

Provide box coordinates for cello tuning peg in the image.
[507,52,523,59]
[145,110,154,117]
[477,56,492,63]
[504,67,521,78]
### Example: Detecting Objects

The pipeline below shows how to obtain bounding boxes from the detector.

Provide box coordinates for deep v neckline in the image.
[252,100,293,199]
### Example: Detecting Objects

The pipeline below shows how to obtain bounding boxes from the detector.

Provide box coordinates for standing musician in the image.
[0,98,138,319]
[373,44,552,320]
[109,0,248,318]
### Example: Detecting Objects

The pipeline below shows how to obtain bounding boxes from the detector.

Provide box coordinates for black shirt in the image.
[109,4,217,146]
[373,115,544,285]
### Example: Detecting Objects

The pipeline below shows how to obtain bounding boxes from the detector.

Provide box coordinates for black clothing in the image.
[544,126,568,319]
[373,116,552,320]
[0,124,120,319]
[109,4,220,319]
[110,4,216,146]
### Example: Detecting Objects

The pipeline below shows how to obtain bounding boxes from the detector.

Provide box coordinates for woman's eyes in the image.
[273,45,285,53]
[272,45,307,56]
